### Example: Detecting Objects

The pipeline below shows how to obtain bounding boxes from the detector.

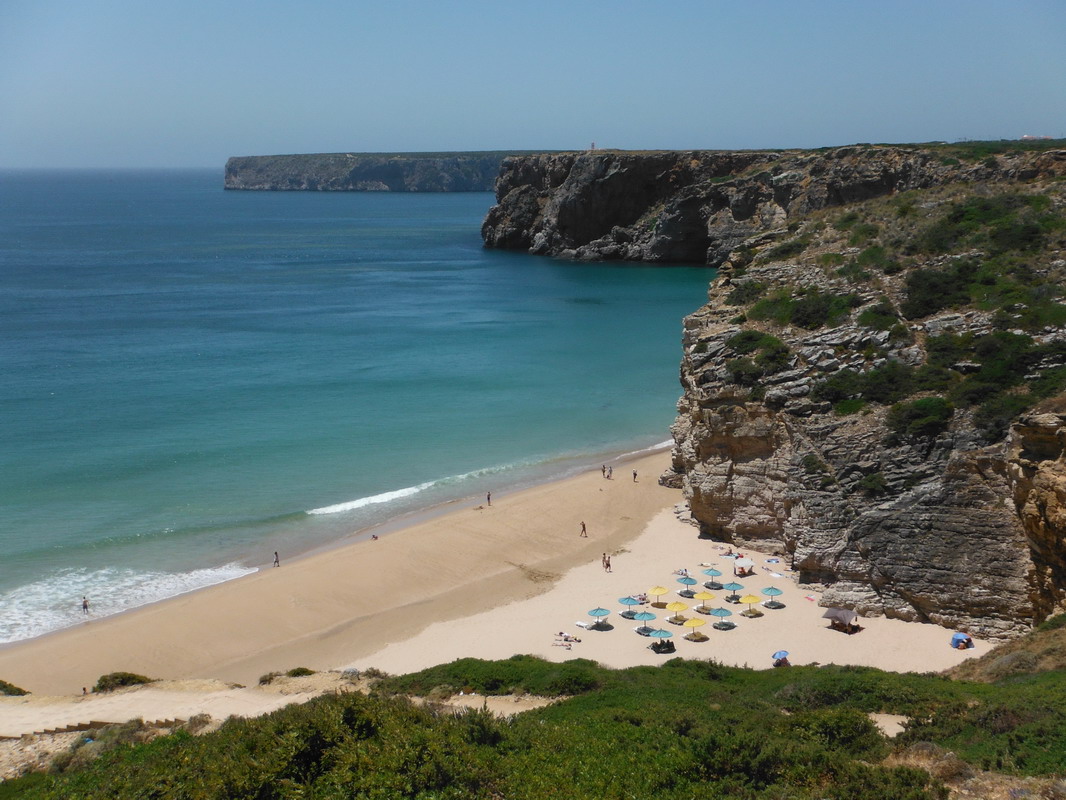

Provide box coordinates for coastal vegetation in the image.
[5,653,1066,798]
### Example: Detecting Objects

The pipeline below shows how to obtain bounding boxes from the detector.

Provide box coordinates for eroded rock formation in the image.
[483,146,1066,266]
[485,144,1066,637]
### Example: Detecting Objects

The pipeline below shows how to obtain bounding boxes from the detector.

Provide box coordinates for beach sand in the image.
[0,451,679,698]
[0,449,984,737]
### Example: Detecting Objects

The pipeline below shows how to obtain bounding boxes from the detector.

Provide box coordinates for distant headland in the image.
[223,151,552,192]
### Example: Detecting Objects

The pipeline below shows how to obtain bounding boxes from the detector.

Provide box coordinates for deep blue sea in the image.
[0,169,713,643]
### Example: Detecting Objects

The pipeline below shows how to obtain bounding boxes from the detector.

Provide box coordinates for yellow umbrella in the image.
[739,594,763,615]
[665,600,689,623]
[694,590,715,612]
[683,617,707,641]
[649,586,669,607]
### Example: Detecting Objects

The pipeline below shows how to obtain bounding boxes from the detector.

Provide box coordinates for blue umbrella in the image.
[722,581,744,601]
[702,568,723,578]
[761,586,785,609]
[709,607,735,630]
[633,610,656,635]
[588,607,610,627]
[648,627,674,652]
[618,596,641,618]
[677,575,698,597]
[702,567,724,589]
[772,650,789,660]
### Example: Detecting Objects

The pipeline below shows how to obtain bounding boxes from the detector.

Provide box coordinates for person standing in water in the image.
[82,596,89,614]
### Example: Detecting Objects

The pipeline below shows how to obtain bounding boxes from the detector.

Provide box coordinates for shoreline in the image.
[0,438,671,650]
[0,450,680,696]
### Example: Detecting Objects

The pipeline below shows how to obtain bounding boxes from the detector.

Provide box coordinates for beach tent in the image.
[821,607,857,626]
[951,632,973,649]
[734,557,755,575]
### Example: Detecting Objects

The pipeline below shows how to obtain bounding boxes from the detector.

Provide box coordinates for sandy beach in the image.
[0,448,984,738]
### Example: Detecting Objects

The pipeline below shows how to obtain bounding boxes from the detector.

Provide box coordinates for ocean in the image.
[0,169,713,643]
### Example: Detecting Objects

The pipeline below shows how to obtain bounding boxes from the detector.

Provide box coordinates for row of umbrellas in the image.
[582,567,791,643]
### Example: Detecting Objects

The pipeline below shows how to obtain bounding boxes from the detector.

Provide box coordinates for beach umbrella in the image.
[694,590,715,612]
[649,586,669,605]
[702,567,723,589]
[709,606,734,630]
[722,581,744,601]
[739,594,762,615]
[683,618,707,640]
[734,557,755,575]
[588,607,611,628]
[618,596,641,617]
[648,628,673,639]
[951,632,973,649]
[677,576,698,587]
[772,650,789,660]
[761,586,785,610]
[633,610,656,634]
[665,600,689,623]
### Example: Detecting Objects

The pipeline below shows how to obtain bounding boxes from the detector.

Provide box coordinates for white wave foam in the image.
[0,563,256,644]
[306,481,436,515]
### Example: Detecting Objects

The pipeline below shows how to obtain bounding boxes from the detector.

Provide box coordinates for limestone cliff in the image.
[224,151,543,192]
[482,145,1066,266]
[484,142,1066,638]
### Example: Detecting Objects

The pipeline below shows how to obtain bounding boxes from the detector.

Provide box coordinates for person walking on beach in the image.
[602,553,608,572]
[81,596,89,614]
[607,466,613,479]
[580,521,587,537]
[273,551,280,567]
[601,464,606,478]
[632,469,638,482]
[486,491,491,507]
[606,555,612,572]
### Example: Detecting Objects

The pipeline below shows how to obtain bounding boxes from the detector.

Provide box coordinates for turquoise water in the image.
[0,170,713,642]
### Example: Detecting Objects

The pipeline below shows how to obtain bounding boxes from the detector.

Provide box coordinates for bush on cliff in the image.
[749,288,860,330]
[886,397,954,439]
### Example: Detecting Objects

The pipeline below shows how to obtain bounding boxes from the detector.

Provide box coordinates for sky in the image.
[1,0,1064,168]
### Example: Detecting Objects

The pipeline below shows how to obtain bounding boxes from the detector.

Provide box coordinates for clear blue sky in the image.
[2,0,1064,168]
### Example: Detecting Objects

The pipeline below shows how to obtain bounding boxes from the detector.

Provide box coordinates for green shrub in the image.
[858,299,899,330]
[764,236,810,260]
[725,280,766,306]
[900,262,975,319]
[833,211,861,231]
[974,393,1033,442]
[834,398,867,416]
[727,330,774,354]
[0,678,28,696]
[848,223,880,246]
[818,252,846,266]
[286,667,316,678]
[93,672,153,693]
[857,472,889,496]
[886,397,954,439]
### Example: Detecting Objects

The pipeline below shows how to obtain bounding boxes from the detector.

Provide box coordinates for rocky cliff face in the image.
[482,146,1066,266]
[224,151,536,192]
[484,143,1066,638]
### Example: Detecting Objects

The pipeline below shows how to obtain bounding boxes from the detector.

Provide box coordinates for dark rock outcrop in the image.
[224,151,544,192]
[482,146,1066,265]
